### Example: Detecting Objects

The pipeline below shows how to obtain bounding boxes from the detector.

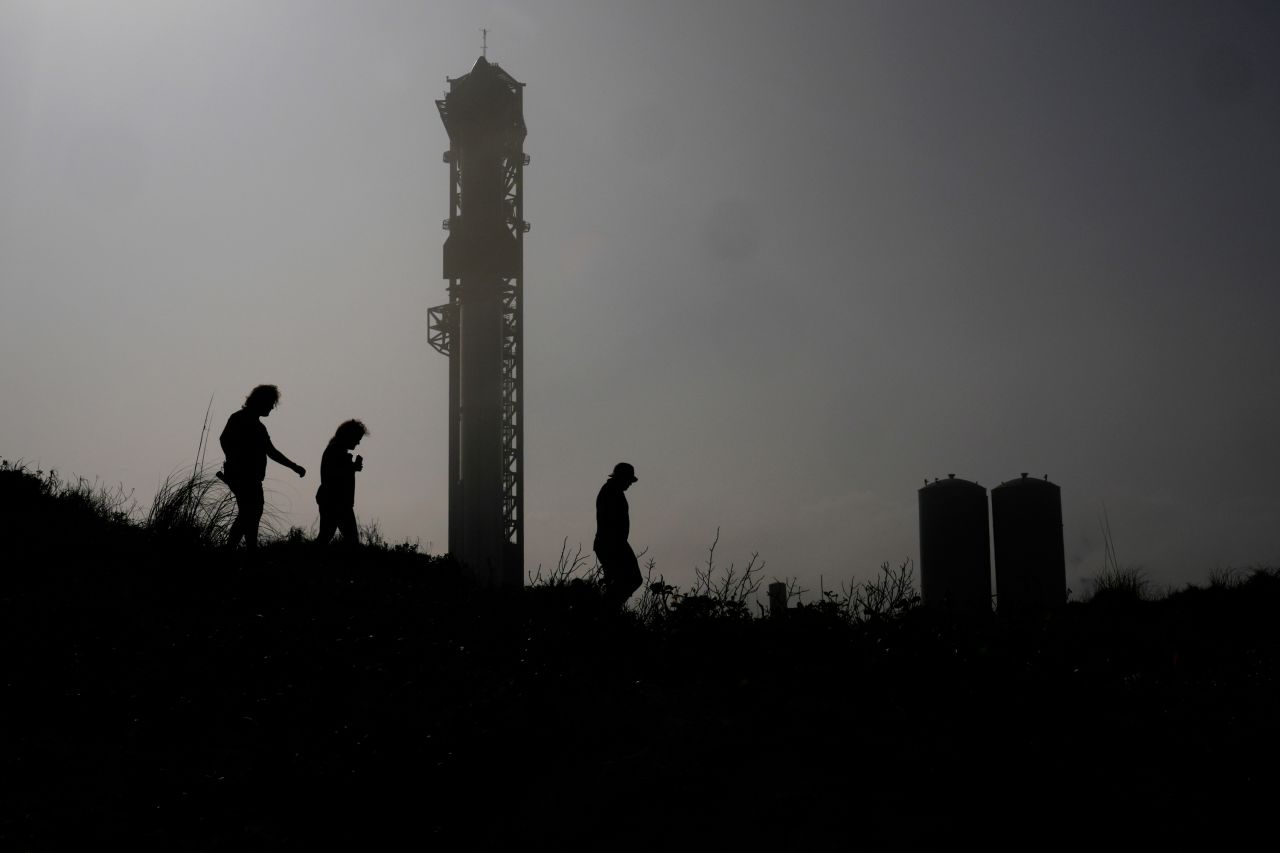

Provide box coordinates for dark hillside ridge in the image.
[3,462,1278,847]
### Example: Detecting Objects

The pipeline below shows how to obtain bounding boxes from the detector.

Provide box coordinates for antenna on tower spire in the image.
[481,28,488,59]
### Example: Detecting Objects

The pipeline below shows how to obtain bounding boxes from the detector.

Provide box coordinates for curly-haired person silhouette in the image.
[219,384,306,551]
[316,419,368,546]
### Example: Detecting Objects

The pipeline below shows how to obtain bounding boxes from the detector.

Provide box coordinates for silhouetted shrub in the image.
[145,465,240,546]
[668,592,752,622]
[788,559,921,625]
[1207,566,1248,589]
[1088,566,1151,603]
[1,459,136,523]
[4,455,1280,848]
[527,537,600,587]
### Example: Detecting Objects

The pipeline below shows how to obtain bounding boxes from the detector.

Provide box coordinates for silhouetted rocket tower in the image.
[429,57,528,587]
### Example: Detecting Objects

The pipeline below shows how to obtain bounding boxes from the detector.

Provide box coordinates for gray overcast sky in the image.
[3,0,1278,595]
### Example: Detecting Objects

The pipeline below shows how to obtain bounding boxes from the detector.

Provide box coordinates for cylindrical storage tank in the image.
[991,473,1066,613]
[918,475,992,615]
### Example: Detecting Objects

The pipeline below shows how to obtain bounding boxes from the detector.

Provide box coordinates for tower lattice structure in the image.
[428,57,528,587]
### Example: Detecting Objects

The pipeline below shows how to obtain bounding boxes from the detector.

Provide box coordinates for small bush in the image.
[1207,566,1248,589]
[1088,566,1150,602]
[354,520,422,553]
[527,538,600,587]
[630,529,765,626]
[789,559,920,625]
[145,466,241,547]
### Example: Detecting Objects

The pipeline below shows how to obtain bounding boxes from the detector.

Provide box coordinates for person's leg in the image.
[620,543,643,601]
[241,483,265,550]
[317,506,337,545]
[225,481,256,549]
[338,507,359,546]
[595,546,616,604]
[226,508,247,549]
[597,542,639,609]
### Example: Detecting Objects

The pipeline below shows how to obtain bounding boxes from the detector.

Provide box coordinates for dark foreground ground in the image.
[3,465,1278,849]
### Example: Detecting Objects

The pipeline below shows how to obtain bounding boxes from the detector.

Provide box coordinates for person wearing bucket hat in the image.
[594,462,642,608]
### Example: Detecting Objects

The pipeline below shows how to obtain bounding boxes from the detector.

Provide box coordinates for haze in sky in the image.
[3,0,1278,596]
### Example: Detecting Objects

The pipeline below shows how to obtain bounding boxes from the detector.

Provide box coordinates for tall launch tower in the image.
[428,57,528,588]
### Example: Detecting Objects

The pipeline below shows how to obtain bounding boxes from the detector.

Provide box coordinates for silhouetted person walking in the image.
[594,462,642,608]
[219,384,305,552]
[316,419,367,546]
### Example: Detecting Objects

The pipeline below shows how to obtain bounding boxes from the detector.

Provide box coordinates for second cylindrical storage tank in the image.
[918,475,992,615]
[991,473,1066,613]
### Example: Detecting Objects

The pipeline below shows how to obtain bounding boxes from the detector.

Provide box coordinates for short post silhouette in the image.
[218,384,306,552]
[768,581,788,618]
[594,462,643,608]
[316,419,368,546]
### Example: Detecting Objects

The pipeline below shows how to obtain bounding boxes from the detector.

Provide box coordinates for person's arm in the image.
[267,440,306,477]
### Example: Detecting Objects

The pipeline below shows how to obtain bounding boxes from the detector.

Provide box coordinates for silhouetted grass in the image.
[1207,565,1252,589]
[1088,565,1152,602]
[3,459,1279,848]
[1,458,136,522]
[145,465,240,546]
